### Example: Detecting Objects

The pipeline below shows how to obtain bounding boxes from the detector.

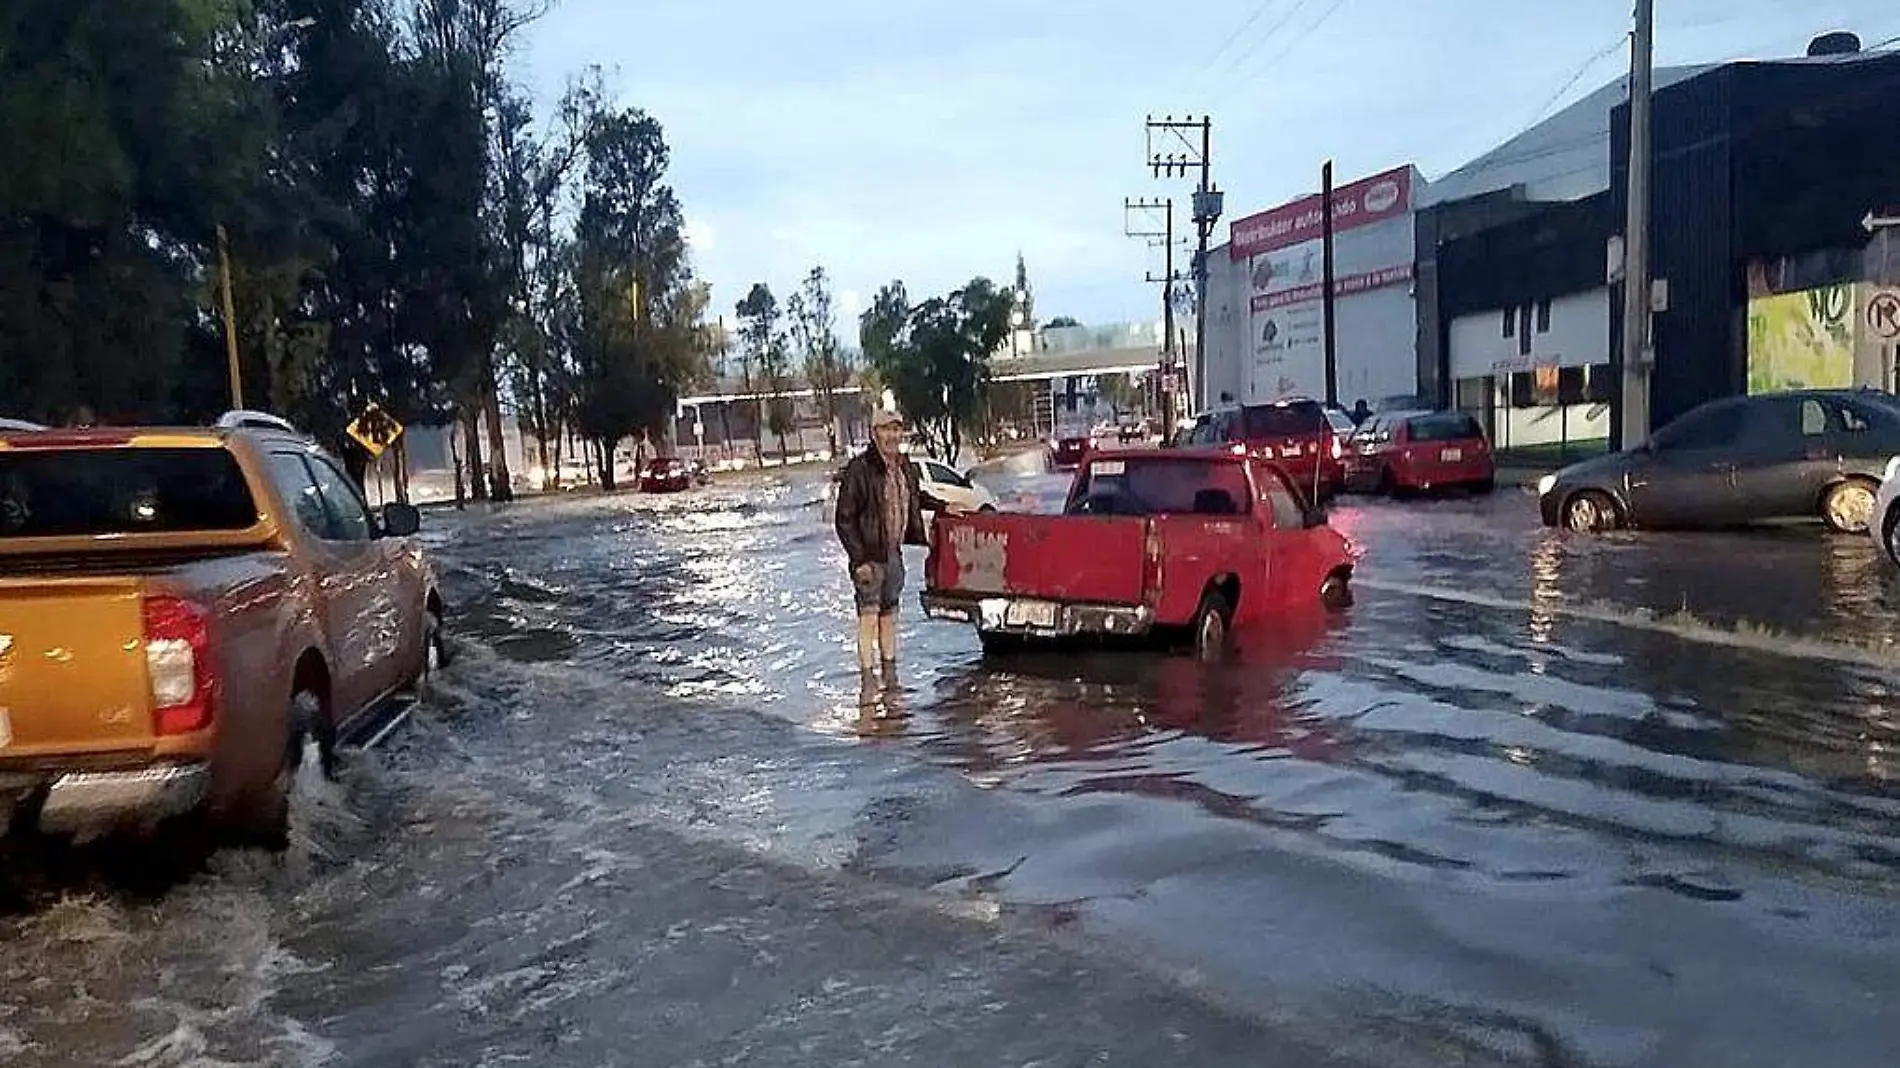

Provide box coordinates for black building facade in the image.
[1609,50,1900,445]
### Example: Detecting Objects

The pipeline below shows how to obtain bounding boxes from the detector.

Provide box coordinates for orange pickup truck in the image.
[0,419,447,847]
[922,449,1357,655]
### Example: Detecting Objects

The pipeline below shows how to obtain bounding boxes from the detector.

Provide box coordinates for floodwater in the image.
[5,462,1900,1067]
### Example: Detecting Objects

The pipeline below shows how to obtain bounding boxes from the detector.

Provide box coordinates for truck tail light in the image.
[1142,521,1164,605]
[142,596,217,735]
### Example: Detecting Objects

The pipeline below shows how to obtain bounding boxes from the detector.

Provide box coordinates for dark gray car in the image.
[1536,388,1900,534]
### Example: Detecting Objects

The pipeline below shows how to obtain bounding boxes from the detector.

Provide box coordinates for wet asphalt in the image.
[4,458,1899,1067]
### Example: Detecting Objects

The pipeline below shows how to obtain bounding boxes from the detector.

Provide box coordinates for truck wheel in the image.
[1321,573,1354,610]
[1190,591,1231,659]
[413,610,450,698]
[230,690,321,850]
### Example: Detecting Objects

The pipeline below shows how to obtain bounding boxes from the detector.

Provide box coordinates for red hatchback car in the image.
[1346,409,1495,495]
[640,457,693,493]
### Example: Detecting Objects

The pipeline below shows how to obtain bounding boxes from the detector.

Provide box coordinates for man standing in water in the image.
[835,408,928,676]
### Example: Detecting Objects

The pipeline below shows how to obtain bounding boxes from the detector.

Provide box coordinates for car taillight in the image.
[142,596,217,735]
[1330,437,1344,460]
[1229,442,1247,456]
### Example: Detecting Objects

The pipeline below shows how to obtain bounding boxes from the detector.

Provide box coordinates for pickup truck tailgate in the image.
[930,513,1149,605]
[0,578,157,758]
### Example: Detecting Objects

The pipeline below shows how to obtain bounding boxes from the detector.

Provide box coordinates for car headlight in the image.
[1885,455,1900,485]
[1537,474,1557,497]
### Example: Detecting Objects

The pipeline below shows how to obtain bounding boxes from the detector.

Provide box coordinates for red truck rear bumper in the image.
[921,590,1155,638]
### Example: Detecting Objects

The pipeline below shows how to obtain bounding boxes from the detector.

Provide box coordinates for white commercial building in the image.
[1203,165,1423,411]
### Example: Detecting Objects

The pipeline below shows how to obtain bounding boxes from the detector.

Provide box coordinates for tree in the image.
[786,265,849,457]
[859,276,1011,461]
[735,282,792,461]
[1013,251,1036,328]
[567,103,696,489]
[1044,315,1083,330]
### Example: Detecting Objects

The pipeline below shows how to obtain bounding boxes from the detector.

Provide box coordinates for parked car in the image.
[639,457,693,493]
[1174,397,1344,500]
[0,416,446,849]
[1117,417,1150,444]
[912,457,998,514]
[1049,430,1094,469]
[920,448,1356,656]
[1875,454,1900,566]
[1347,409,1495,495]
[687,459,713,486]
[1537,388,1900,534]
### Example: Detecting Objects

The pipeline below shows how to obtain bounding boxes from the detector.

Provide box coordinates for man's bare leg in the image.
[856,612,880,673]
[877,612,899,671]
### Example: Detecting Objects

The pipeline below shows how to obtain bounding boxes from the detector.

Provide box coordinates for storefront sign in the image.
[1250,263,1414,313]
[1228,166,1415,260]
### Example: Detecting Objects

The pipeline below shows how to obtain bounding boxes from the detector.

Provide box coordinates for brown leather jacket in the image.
[834,447,927,569]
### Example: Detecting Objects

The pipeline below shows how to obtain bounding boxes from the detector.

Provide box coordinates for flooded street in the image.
[6,462,1900,1067]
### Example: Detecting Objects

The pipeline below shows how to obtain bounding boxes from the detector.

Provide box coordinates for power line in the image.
[1220,0,1351,102]
[1189,0,1297,92]
[1520,36,1629,132]
[1201,0,1312,91]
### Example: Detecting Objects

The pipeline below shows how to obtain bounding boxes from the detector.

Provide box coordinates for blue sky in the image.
[519,0,1898,336]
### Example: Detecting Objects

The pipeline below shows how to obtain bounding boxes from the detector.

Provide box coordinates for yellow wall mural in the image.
[1746,283,1854,394]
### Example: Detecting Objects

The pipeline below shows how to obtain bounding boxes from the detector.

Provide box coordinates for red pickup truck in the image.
[921,449,1357,654]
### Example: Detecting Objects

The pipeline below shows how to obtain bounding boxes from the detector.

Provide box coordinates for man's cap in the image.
[871,409,905,429]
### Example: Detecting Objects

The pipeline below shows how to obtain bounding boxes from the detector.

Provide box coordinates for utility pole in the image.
[1618,0,1655,448]
[1320,161,1340,408]
[1126,196,1186,439]
[217,224,244,409]
[1146,115,1221,419]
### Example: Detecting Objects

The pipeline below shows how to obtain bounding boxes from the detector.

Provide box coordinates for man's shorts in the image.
[851,553,906,615]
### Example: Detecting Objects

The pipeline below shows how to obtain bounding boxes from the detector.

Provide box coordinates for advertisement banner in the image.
[1746,284,1855,393]
[1229,165,1415,261]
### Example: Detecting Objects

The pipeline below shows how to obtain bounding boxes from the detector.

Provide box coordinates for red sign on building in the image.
[1228,165,1416,260]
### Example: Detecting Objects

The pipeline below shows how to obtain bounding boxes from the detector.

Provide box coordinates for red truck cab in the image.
[921,449,1357,655]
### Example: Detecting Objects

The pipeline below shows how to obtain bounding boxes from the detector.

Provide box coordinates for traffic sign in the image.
[347,403,404,458]
[1868,290,1900,341]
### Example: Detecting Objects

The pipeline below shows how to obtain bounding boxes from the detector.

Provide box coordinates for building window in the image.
[1518,307,1533,356]
[1536,299,1552,333]
[1502,306,1515,337]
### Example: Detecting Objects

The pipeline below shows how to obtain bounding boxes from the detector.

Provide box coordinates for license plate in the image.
[1440,448,1463,462]
[1005,600,1058,629]
[1281,446,1302,459]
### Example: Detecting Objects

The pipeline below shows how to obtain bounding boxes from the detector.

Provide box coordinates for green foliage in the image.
[0,0,710,493]
[858,275,1011,460]
[736,282,793,457]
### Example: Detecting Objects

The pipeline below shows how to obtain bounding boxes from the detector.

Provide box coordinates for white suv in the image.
[912,458,998,514]
[1876,455,1900,567]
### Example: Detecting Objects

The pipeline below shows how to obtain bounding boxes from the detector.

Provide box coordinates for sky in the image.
[517,0,1900,338]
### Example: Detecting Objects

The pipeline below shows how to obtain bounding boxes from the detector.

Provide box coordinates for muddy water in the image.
[4,468,1899,1066]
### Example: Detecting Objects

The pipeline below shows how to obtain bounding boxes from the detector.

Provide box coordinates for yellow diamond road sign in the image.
[348,404,404,458]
